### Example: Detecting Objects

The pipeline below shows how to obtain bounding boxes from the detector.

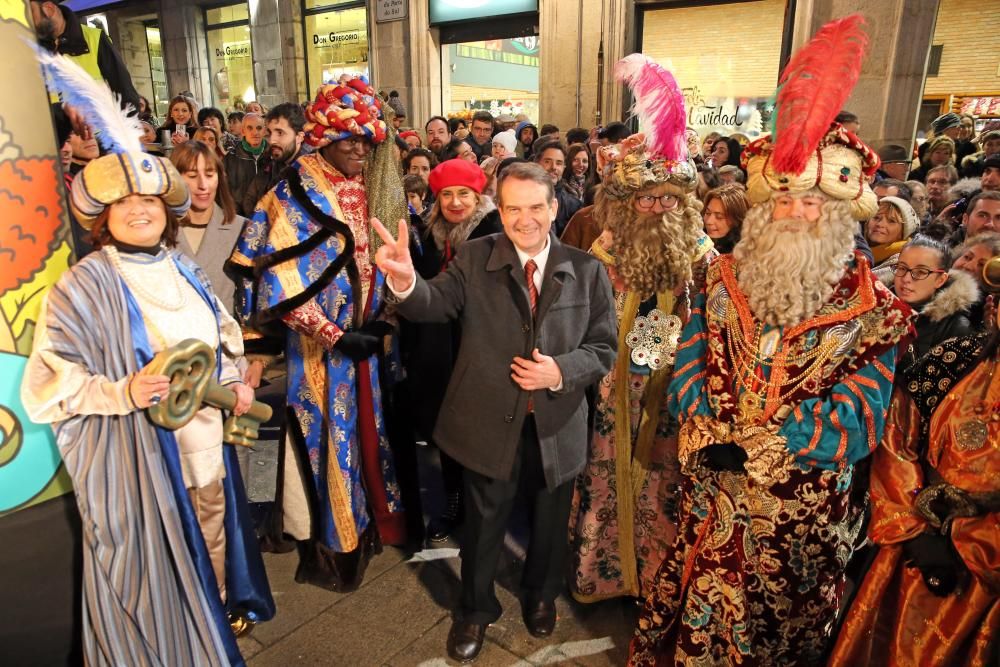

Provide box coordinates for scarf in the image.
[241,138,268,157]
[872,239,908,264]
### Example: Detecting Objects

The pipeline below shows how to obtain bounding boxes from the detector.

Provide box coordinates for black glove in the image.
[901,532,967,596]
[333,321,393,361]
[699,444,748,473]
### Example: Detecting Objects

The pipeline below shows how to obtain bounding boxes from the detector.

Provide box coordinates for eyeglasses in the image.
[893,264,946,281]
[635,194,679,210]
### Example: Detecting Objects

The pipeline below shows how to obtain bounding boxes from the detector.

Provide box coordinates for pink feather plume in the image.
[771,14,869,174]
[614,54,687,161]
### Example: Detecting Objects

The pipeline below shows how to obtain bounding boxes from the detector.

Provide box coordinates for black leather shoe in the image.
[447,619,487,663]
[522,598,556,637]
[427,492,464,542]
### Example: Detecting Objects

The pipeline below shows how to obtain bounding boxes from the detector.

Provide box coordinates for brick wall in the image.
[640,0,786,98]
[923,0,1000,95]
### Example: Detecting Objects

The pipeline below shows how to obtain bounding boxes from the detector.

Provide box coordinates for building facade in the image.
[72,0,994,150]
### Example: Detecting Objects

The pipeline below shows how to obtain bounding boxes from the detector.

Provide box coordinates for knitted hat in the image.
[879,195,920,239]
[979,129,1000,148]
[492,130,517,154]
[386,91,406,119]
[923,135,956,162]
[303,77,387,148]
[931,112,961,135]
[399,130,420,144]
[427,159,486,195]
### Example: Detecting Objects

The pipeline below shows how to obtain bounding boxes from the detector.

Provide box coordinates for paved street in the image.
[237,543,637,666]
[235,444,637,666]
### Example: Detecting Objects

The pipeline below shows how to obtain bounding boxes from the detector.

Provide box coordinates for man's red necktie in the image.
[524,259,538,413]
[525,259,538,316]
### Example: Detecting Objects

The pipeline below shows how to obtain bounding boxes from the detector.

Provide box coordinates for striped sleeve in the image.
[667,289,712,421]
[778,345,898,469]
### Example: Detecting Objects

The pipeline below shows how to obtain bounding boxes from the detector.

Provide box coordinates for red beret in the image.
[427,158,487,195]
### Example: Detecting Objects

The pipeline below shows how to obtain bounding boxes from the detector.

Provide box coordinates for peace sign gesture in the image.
[372,217,415,293]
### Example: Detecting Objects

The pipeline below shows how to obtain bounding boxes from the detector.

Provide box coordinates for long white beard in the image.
[733,199,857,327]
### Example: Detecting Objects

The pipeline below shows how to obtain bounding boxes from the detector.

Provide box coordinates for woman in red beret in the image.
[400,158,502,543]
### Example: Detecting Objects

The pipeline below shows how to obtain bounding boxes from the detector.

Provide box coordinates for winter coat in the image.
[224,142,271,217]
[400,199,502,440]
[893,269,979,372]
[553,181,583,237]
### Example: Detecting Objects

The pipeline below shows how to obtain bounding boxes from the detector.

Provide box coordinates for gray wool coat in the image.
[394,232,617,489]
[176,203,246,317]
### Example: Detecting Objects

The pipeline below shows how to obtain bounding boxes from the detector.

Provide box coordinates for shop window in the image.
[205,2,255,111]
[303,1,369,93]
[639,0,788,145]
[145,24,169,121]
[927,45,943,77]
[448,37,540,124]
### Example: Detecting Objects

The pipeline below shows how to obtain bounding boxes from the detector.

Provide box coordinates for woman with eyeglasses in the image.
[891,235,979,370]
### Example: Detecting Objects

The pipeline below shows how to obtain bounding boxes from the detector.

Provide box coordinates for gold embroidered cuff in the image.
[678,414,794,487]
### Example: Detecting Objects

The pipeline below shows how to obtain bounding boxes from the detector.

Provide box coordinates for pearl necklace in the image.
[105,245,188,311]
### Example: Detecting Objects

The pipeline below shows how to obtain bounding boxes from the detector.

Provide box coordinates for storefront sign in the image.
[376,0,407,23]
[682,86,771,139]
[430,0,538,25]
[215,40,250,59]
[313,29,362,46]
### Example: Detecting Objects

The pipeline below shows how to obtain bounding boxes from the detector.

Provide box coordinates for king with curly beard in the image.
[630,15,916,666]
[568,118,713,603]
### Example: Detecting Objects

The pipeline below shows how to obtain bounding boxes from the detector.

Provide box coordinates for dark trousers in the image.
[460,416,574,625]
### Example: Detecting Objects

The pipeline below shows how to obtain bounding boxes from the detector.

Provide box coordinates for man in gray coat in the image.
[374,162,617,663]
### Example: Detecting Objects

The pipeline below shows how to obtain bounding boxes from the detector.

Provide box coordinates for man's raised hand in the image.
[372,217,415,293]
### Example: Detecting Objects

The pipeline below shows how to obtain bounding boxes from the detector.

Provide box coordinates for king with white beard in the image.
[629,16,916,666]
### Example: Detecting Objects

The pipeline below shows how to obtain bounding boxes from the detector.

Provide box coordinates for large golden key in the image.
[145,339,273,447]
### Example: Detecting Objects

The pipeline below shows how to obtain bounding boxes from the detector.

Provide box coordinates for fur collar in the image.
[427,197,496,250]
[920,269,980,322]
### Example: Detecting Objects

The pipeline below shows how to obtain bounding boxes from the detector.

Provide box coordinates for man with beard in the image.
[425,115,452,158]
[241,103,310,214]
[630,15,914,666]
[228,78,411,591]
[569,56,713,605]
[533,138,582,236]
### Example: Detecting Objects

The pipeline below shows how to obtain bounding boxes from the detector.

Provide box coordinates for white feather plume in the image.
[27,38,143,154]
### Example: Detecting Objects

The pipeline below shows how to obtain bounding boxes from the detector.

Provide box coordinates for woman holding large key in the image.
[20,51,273,667]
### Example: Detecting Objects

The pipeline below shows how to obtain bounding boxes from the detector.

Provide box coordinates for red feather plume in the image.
[771,14,869,174]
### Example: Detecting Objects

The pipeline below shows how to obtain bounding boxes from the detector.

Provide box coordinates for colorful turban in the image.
[71,152,190,229]
[598,133,697,200]
[742,123,881,220]
[303,77,387,148]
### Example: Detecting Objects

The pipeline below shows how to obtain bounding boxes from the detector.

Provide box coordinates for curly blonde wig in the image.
[596,186,704,298]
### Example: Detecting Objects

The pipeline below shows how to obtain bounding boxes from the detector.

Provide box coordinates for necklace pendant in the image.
[738,391,764,423]
[955,419,988,451]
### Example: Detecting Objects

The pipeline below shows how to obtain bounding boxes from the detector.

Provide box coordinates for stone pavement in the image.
[237,541,638,666]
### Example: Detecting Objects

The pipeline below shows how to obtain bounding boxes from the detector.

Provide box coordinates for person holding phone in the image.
[158,95,198,147]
